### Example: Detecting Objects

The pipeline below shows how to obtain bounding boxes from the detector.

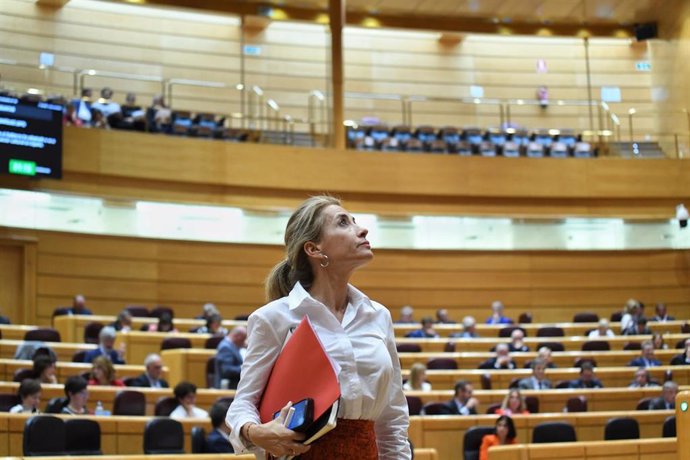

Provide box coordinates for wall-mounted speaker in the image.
[634,22,658,41]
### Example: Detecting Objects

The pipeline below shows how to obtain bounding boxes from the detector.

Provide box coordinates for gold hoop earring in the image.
[320,254,330,268]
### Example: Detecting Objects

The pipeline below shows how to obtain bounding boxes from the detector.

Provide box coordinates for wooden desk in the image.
[0,382,235,417]
[403,365,690,390]
[0,359,169,384]
[398,349,681,370]
[0,340,94,363]
[0,325,38,341]
[407,411,674,460]
[0,413,213,456]
[395,334,690,352]
[489,438,676,460]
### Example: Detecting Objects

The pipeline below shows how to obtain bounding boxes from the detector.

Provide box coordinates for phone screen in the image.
[273,398,313,432]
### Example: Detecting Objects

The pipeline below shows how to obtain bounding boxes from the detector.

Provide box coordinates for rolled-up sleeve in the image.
[374,313,412,459]
[226,313,282,453]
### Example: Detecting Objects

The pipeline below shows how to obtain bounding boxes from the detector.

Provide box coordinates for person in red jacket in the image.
[479,415,517,460]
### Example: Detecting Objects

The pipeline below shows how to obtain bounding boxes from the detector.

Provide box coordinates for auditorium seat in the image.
[24,328,61,342]
[72,350,87,363]
[65,418,102,455]
[499,326,526,338]
[536,326,564,337]
[406,395,422,416]
[463,426,494,460]
[113,390,146,416]
[532,421,576,443]
[126,306,150,317]
[83,322,104,344]
[397,343,422,353]
[171,111,193,136]
[480,373,492,390]
[421,402,452,415]
[604,417,639,440]
[191,426,207,453]
[636,397,653,410]
[150,306,174,319]
[23,415,66,456]
[565,396,587,412]
[13,368,33,383]
[143,418,184,454]
[206,357,217,388]
[154,396,178,416]
[44,397,67,414]
[662,415,676,437]
[204,336,223,349]
[161,337,192,350]
[573,312,599,323]
[623,341,642,351]
[582,341,610,351]
[540,341,565,352]
[0,393,20,411]
[427,358,458,370]
[517,313,533,324]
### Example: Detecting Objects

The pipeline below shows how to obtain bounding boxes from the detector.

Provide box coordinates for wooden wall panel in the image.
[3,227,689,327]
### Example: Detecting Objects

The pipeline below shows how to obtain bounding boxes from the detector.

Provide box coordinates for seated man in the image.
[479,343,516,370]
[405,316,439,338]
[215,326,247,389]
[450,315,478,338]
[524,346,556,369]
[652,302,674,322]
[90,87,122,119]
[569,362,603,389]
[196,302,220,321]
[624,317,652,336]
[670,338,690,365]
[444,380,479,415]
[206,400,234,453]
[67,294,93,315]
[628,340,661,367]
[485,300,513,324]
[395,305,415,324]
[517,359,552,390]
[435,308,455,324]
[126,353,168,388]
[628,368,659,388]
[508,329,529,352]
[648,381,678,410]
[170,381,208,419]
[588,318,615,338]
[84,326,125,365]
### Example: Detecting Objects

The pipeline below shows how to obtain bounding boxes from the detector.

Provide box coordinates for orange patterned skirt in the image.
[297,419,377,460]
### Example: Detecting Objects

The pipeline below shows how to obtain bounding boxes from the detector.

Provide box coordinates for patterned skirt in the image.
[297,419,377,460]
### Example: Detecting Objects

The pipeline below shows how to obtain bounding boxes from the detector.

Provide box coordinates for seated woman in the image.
[196,313,228,336]
[494,389,529,416]
[32,355,57,384]
[10,379,42,414]
[62,375,89,415]
[111,309,133,332]
[88,355,125,386]
[170,381,208,419]
[147,312,178,333]
[479,415,517,460]
[403,363,432,392]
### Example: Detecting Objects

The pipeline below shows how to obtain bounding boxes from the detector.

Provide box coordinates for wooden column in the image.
[329,0,346,150]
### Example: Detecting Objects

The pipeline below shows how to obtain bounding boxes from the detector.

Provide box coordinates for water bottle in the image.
[95,401,108,416]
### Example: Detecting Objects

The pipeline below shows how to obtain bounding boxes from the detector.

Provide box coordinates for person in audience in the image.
[405,316,439,338]
[628,340,661,367]
[67,294,92,315]
[450,315,478,338]
[62,375,89,415]
[196,313,228,336]
[588,318,615,338]
[395,305,415,324]
[10,379,42,413]
[445,380,479,415]
[652,332,668,350]
[84,326,125,365]
[486,301,513,325]
[215,326,247,389]
[479,415,517,460]
[435,308,455,324]
[90,108,108,129]
[625,316,652,335]
[525,346,556,369]
[119,92,146,130]
[196,302,220,321]
[652,302,674,322]
[147,311,178,333]
[206,400,234,453]
[569,362,603,389]
[495,389,529,416]
[147,94,172,132]
[32,355,58,384]
[670,338,690,365]
[70,88,93,125]
[88,355,125,386]
[479,343,516,370]
[63,103,83,127]
[110,309,133,332]
[403,363,432,392]
[648,381,678,410]
[90,87,122,119]
[170,381,208,419]
[508,329,529,352]
[620,298,642,334]
[536,85,549,109]
[517,359,551,390]
[629,368,658,388]
[127,353,169,388]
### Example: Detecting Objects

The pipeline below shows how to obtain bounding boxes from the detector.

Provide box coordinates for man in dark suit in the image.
[517,359,552,390]
[628,340,661,368]
[478,343,516,370]
[444,380,478,415]
[84,326,125,364]
[648,381,678,410]
[215,326,247,389]
[205,401,234,453]
[66,294,93,315]
[569,362,603,389]
[126,353,169,388]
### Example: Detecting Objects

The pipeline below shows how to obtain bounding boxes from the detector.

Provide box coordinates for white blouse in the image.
[226,282,411,459]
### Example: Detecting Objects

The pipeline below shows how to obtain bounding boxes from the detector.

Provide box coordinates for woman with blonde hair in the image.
[495,389,529,416]
[403,363,432,391]
[88,355,125,386]
[226,196,410,459]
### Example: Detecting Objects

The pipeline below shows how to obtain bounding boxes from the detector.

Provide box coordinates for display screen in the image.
[0,96,63,179]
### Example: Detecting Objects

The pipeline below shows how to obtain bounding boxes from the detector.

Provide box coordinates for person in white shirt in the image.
[226,196,410,460]
[588,319,615,338]
[169,381,209,419]
[403,363,432,392]
[9,379,41,414]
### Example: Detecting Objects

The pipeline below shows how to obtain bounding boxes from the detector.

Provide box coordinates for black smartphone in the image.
[273,398,314,433]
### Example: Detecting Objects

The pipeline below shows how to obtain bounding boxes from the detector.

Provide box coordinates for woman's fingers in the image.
[276,401,293,425]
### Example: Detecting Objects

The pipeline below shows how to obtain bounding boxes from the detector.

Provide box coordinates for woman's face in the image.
[92,365,106,383]
[508,391,521,411]
[496,419,510,440]
[42,364,56,381]
[311,205,372,271]
[181,392,196,409]
[71,388,88,410]
[24,391,41,410]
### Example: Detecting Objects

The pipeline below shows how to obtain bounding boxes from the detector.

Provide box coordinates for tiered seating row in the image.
[490,439,676,460]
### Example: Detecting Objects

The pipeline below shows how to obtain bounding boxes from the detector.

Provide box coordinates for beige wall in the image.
[0,0,659,137]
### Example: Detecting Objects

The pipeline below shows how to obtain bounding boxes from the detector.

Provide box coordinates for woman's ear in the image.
[303,241,321,258]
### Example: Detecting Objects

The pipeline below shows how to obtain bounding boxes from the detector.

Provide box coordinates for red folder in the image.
[258,315,340,423]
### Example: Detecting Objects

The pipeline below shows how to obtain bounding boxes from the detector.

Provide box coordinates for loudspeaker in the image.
[634,22,658,41]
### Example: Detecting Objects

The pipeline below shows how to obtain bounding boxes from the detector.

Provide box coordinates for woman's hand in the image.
[245,402,311,457]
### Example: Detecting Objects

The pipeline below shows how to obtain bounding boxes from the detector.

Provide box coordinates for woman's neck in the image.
[309,276,350,319]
